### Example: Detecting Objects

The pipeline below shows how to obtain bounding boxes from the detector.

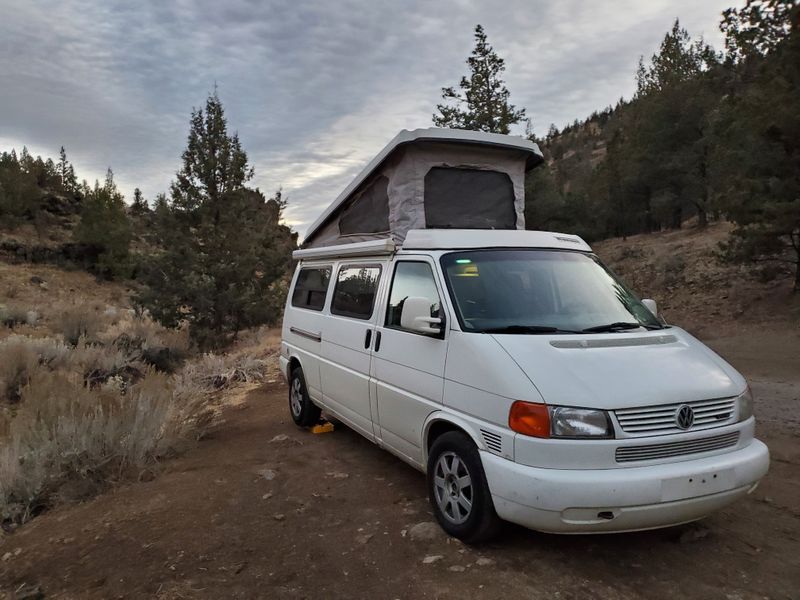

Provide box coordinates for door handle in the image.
[364,329,372,349]
[374,330,382,352]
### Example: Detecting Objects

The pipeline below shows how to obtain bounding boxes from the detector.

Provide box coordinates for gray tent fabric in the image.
[423,167,515,229]
[339,175,390,236]
[303,128,542,248]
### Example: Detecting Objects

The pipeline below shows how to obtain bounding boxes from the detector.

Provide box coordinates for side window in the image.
[331,265,381,320]
[386,262,442,331]
[291,266,331,311]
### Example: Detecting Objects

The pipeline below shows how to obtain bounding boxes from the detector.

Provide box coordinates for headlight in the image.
[738,387,754,421]
[509,401,613,438]
[550,406,613,438]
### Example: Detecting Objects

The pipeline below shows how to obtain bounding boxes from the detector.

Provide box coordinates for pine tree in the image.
[433,25,526,134]
[74,168,132,279]
[130,187,149,215]
[629,20,721,228]
[721,0,798,62]
[714,0,800,290]
[137,92,294,348]
[0,149,40,220]
[58,146,77,192]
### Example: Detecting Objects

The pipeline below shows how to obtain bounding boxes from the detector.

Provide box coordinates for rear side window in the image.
[291,266,331,311]
[331,265,381,320]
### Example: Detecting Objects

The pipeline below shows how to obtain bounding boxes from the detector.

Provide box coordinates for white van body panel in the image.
[371,256,449,466]
[281,264,330,401]
[490,327,747,411]
[318,313,378,440]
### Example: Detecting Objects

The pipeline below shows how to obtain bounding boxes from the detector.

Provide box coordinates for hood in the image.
[491,327,746,410]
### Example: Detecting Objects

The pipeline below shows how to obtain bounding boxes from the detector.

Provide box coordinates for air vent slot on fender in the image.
[480,429,503,454]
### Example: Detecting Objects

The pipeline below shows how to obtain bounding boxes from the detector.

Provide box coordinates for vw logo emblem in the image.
[675,404,695,430]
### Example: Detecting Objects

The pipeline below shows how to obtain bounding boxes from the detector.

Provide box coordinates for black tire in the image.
[288,366,321,427]
[427,431,501,544]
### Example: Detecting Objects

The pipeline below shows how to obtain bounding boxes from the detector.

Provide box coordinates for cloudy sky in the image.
[1,0,739,236]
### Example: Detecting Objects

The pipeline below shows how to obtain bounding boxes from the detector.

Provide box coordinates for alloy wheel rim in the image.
[290,377,303,417]
[433,451,473,525]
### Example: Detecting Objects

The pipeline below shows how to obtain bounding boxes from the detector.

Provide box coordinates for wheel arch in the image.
[422,412,486,466]
[287,355,302,379]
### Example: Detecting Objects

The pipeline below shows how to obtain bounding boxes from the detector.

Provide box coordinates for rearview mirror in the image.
[400,296,442,336]
[642,298,658,317]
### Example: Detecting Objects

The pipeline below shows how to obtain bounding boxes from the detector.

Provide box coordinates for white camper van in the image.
[280,128,769,543]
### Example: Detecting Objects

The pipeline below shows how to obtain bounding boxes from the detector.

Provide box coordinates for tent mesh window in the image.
[423,167,515,229]
[339,175,390,236]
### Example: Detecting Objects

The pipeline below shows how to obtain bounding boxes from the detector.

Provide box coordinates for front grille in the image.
[615,397,736,436]
[480,429,503,454]
[615,431,740,463]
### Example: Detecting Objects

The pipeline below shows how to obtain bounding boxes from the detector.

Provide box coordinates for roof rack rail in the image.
[293,238,396,261]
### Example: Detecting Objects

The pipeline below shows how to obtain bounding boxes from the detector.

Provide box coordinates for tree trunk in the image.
[795,258,800,293]
[671,205,683,230]
[697,206,708,228]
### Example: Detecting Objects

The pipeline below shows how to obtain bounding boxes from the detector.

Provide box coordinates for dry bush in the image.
[18,336,72,370]
[0,304,38,329]
[181,352,267,390]
[0,368,213,523]
[68,341,144,387]
[56,305,108,345]
[0,337,42,403]
[102,314,191,373]
[0,335,142,393]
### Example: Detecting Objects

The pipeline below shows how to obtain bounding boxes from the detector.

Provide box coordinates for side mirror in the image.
[400,296,442,336]
[642,298,658,317]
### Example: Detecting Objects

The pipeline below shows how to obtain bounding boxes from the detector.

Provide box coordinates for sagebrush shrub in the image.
[57,305,106,345]
[0,368,212,523]
[0,304,38,328]
[0,337,41,403]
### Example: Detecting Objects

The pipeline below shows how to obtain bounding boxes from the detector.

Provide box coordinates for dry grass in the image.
[0,304,39,329]
[0,337,42,403]
[0,260,280,524]
[0,368,213,523]
[0,316,274,524]
[56,304,108,345]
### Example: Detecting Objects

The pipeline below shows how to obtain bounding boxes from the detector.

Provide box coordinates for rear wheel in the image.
[427,431,501,543]
[289,366,321,427]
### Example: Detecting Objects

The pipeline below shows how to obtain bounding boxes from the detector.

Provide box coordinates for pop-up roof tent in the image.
[302,128,544,248]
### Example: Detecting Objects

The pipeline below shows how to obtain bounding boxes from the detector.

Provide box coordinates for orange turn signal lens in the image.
[509,401,551,438]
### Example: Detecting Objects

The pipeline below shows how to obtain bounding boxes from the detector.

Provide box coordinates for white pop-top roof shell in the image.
[302,127,543,244]
[292,229,592,260]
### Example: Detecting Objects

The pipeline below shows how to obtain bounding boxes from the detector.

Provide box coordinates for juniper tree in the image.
[433,25,526,134]
[137,92,294,348]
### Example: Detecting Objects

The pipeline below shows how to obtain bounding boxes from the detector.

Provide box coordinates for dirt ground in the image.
[1,327,798,600]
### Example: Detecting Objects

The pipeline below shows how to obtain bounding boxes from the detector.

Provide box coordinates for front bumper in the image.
[481,439,769,533]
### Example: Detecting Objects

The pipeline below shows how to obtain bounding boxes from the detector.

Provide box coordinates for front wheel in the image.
[427,431,501,544]
[288,366,321,427]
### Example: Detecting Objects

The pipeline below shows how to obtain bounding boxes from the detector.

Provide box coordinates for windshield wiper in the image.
[482,325,579,334]
[581,322,644,333]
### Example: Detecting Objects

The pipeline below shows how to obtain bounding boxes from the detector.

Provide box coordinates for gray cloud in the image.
[0,0,738,235]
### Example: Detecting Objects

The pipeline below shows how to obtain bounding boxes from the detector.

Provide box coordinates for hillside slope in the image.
[595,222,800,337]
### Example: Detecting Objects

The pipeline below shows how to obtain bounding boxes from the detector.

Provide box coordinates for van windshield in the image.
[440,250,663,334]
